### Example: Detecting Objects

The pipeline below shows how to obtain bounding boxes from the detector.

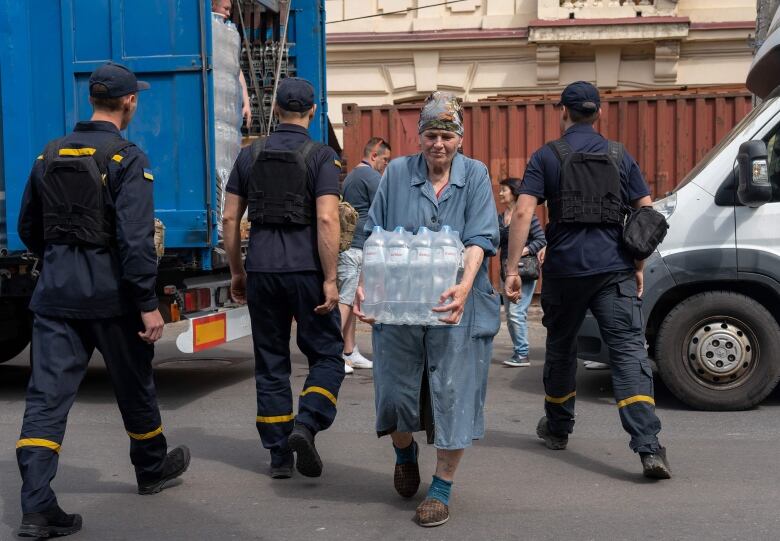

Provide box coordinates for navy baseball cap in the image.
[557,81,600,113]
[276,77,315,112]
[89,62,150,98]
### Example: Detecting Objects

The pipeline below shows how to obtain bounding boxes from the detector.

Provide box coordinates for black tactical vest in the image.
[547,139,626,225]
[39,137,131,247]
[247,137,322,226]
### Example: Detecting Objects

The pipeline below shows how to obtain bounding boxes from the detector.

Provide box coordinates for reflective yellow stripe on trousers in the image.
[16,438,61,453]
[127,425,163,440]
[300,386,337,406]
[256,414,295,423]
[616,395,655,408]
[545,391,576,405]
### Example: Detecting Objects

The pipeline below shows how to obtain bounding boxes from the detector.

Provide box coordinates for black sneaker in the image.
[287,423,322,478]
[270,451,294,479]
[641,447,672,479]
[138,445,191,495]
[536,416,569,450]
[18,504,82,538]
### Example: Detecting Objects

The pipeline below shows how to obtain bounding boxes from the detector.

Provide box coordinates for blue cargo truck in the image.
[0,0,328,362]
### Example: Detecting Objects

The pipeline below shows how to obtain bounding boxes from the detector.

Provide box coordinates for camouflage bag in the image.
[154,218,165,260]
[338,198,358,252]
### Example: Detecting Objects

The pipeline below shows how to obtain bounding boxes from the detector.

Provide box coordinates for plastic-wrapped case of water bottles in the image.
[362,225,464,325]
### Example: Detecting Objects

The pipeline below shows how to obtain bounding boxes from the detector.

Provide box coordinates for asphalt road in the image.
[2,310,780,541]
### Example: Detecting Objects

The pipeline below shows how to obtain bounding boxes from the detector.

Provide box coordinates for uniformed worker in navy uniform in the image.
[15,62,190,538]
[505,81,672,479]
[222,77,344,480]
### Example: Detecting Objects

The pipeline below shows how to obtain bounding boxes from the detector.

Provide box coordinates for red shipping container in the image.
[341,86,753,287]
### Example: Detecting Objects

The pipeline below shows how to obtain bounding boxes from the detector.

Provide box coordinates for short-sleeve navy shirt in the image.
[341,163,381,249]
[518,123,651,278]
[225,124,341,272]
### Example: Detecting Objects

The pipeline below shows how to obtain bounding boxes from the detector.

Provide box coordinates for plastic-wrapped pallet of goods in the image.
[212,14,242,235]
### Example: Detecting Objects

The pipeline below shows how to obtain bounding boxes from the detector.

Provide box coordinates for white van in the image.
[577,13,780,410]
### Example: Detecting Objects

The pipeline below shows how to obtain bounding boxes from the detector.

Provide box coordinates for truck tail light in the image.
[198,288,211,309]
[182,288,212,313]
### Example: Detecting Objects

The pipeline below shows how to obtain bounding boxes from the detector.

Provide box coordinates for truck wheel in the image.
[0,301,32,364]
[655,291,780,410]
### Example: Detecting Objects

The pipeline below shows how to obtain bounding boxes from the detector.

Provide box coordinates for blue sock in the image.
[394,440,418,465]
[426,475,452,506]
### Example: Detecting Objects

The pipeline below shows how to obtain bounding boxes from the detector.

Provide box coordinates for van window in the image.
[764,129,780,202]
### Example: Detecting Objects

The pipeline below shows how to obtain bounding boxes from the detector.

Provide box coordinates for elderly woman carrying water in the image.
[355,92,500,528]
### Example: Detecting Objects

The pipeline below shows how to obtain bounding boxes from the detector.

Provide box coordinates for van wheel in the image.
[655,291,780,410]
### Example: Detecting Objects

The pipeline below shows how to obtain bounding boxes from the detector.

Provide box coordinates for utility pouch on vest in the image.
[247,137,321,226]
[40,137,131,247]
[622,205,669,260]
[547,139,625,225]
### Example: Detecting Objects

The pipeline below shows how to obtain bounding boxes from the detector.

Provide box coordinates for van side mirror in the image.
[737,140,772,208]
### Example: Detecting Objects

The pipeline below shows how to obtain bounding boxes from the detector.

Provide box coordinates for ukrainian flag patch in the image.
[143,168,154,181]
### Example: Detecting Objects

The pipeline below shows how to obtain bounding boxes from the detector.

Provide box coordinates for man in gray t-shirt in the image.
[338,137,391,372]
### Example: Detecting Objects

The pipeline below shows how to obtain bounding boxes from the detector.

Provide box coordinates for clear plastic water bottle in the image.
[431,226,462,324]
[362,226,386,320]
[452,230,465,284]
[384,226,411,324]
[409,227,434,323]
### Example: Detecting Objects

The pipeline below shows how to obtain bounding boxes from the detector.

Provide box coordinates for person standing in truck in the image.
[222,77,344,481]
[337,136,391,373]
[505,81,671,479]
[15,62,190,539]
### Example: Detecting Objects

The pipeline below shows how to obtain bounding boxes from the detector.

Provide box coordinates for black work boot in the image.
[536,416,569,450]
[18,504,82,538]
[641,447,672,479]
[138,445,191,495]
[270,450,294,480]
[287,423,322,478]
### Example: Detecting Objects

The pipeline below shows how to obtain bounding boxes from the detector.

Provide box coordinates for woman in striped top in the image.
[498,178,546,367]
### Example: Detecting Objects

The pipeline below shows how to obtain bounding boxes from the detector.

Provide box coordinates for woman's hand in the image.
[431,283,470,324]
[521,247,530,257]
[353,285,376,324]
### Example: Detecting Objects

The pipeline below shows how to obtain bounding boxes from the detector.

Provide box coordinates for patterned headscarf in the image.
[418,91,464,136]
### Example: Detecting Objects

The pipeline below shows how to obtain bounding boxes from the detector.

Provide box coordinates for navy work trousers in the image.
[246,272,344,464]
[17,313,167,513]
[540,271,662,453]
